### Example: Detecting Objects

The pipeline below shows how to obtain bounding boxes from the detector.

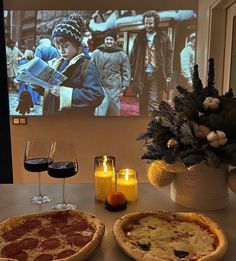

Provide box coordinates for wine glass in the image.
[24,139,55,204]
[47,141,78,210]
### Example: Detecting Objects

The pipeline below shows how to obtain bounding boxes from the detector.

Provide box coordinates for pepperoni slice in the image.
[3,226,29,241]
[19,237,39,250]
[72,221,89,231]
[51,212,69,223]
[59,225,75,235]
[56,249,76,259]
[50,215,68,227]
[38,227,56,238]
[34,254,53,261]
[1,242,22,256]
[8,251,28,261]
[40,238,61,250]
[66,234,93,247]
[22,219,41,230]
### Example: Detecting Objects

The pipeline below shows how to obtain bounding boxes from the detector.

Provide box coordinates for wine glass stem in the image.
[38,172,42,197]
[62,178,66,205]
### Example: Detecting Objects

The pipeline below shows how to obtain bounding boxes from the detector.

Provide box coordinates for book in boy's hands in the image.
[16,57,67,89]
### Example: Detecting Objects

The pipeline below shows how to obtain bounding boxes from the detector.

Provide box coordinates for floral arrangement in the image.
[138,59,236,169]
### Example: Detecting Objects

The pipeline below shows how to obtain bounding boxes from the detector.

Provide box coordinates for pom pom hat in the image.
[52,14,86,45]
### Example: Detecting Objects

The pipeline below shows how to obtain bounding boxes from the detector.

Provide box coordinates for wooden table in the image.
[0,184,235,260]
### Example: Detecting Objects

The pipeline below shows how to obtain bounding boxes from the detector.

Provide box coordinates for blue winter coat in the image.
[42,54,104,116]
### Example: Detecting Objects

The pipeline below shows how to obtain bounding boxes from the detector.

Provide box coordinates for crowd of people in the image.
[6,11,196,116]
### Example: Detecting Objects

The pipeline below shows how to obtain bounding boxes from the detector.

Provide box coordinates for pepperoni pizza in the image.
[0,210,105,261]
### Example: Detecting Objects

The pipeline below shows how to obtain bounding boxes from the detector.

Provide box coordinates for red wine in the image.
[48,161,78,178]
[24,158,52,172]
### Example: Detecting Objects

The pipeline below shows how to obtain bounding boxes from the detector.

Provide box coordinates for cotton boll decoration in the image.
[203,97,220,110]
[207,131,228,148]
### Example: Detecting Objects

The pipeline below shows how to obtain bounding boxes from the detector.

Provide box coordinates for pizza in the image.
[113,211,227,261]
[0,210,105,261]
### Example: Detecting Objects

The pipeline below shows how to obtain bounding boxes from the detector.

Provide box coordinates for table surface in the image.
[0,184,235,261]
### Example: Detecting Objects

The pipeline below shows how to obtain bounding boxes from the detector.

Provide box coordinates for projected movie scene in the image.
[4,9,197,116]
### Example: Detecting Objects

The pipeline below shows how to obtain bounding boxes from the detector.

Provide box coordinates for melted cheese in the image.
[126,216,216,261]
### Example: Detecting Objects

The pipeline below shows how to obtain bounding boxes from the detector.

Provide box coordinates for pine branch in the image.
[179,122,199,148]
[136,132,149,141]
[158,116,175,130]
[221,141,236,153]
[179,148,198,158]
[181,154,205,167]
[224,88,234,98]
[158,101,176,122]
[207,58,215,90]
[203,58,219,97]
[163,150,179,164]
[141,152,162,161]
[192,64,203,96]
[176,85,190,96]
[203,146,220,168]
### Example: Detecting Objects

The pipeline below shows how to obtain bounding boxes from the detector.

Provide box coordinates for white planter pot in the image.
[170,163,229,210]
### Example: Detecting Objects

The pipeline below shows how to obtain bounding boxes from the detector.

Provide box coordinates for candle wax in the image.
[95,170,113,202]
[117,178,137,202]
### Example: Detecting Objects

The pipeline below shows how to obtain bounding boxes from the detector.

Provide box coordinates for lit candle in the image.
[94,156,116,202]
[117,169,138,202]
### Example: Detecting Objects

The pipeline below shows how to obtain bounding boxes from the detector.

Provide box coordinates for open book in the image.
[16,57,67,89]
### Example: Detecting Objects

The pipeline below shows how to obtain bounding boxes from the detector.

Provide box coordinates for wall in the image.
[11,117,150,183]
[197,0,236,91]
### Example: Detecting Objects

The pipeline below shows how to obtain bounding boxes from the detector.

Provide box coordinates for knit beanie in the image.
[104,30,117,41]
[52,14,86,45]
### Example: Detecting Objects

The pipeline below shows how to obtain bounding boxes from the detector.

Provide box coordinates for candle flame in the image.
[103,156,108,172]
[125,168,129,180]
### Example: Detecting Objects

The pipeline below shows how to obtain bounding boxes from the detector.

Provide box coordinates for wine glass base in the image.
[30,195,52,205]
[52,203,76,210]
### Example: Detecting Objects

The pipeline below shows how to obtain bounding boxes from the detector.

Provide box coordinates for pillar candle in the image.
[94,156,115,202]
[117,169,138,202]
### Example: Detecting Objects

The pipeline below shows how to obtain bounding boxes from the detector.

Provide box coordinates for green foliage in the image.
[198,114,224,130]
[138,58,236,168]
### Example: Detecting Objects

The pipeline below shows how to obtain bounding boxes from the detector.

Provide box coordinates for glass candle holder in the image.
[94,155,116,202]
[117,168,138,202]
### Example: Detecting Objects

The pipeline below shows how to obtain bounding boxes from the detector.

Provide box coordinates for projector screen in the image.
[4,8,197,116]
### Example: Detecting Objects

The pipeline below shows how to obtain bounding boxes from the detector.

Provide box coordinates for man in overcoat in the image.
[130,10,173,115]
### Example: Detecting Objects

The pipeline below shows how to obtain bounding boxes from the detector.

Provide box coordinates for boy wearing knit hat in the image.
[92,30,131,115]
[39,14,104,115]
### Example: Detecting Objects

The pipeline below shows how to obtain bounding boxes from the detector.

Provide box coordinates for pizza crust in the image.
[0,210,105,261]
[113,211,228,261]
